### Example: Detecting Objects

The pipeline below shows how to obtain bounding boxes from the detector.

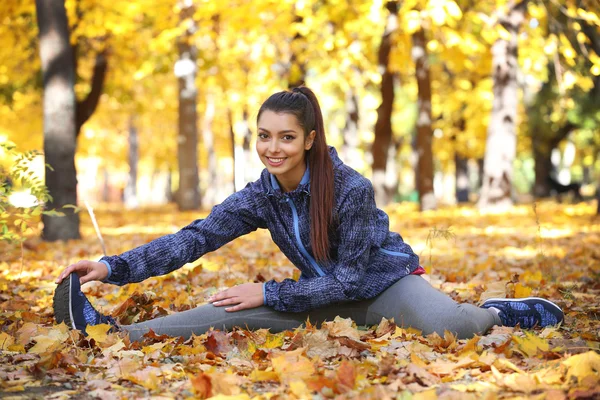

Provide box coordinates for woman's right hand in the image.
[55,260,109,285]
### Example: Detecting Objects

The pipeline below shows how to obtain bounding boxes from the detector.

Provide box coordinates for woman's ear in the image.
[305,130,316,150]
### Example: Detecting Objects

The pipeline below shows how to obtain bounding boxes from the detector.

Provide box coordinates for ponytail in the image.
[293,87,334,261]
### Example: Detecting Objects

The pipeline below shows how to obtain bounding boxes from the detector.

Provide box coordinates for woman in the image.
[53,87,563,341]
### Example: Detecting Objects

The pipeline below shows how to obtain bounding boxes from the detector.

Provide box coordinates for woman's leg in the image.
[122,300,372,342]
[122,275,500,342]
[364,275,502,339]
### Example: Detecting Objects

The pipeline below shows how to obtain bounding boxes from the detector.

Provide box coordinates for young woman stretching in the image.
[53,87,564,342]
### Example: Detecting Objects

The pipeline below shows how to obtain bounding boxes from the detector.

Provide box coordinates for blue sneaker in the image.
[53,273,118,335]
[481,297,564,329]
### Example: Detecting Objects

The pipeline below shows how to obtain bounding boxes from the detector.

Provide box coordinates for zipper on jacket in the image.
[378,248,410,258]
[285,196,326,277]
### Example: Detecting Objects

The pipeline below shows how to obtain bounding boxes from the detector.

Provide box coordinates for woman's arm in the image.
[62,186,265,286]
[263,183,379,312]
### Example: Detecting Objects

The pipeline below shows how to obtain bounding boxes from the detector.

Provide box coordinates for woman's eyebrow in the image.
[257,128,298,135]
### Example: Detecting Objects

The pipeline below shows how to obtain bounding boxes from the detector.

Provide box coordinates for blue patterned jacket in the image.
[100,147,420,312]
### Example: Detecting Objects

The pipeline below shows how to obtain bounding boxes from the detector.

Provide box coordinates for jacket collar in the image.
[269,165,310,194]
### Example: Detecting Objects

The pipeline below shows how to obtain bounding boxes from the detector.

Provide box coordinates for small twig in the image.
[84,199,106,256]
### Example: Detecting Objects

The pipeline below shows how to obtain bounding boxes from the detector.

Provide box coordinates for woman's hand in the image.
[208,283,264,312]
[55,260,109,285]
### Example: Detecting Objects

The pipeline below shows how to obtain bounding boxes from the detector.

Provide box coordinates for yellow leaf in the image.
[444,1,462,20]
[263,332,285,349]
[28,335,61,354]
[411,352,429,368]
[86,323,111,345]
[562,351,600,384]
[210,372,242,396]
[404,10,422,35]
[0,332,15,350]
[323,316,361,340]
[521,270,542,285]
[514,283,533,298]
[290,380,312,398]
[208,395,251,400]
[513,332,549,357]
[272,348,315,384]
[249,369,279,382]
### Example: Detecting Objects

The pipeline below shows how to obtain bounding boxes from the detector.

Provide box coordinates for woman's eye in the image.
[258,133,269,140]
[282,135,294,141]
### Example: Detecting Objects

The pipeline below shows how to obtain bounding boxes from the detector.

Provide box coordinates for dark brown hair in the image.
[257,86,334,261]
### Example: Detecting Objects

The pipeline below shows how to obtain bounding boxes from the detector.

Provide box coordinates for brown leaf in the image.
[323,316,361,340]
[335,360,356,393]
[190,372,212,399]
[204,330,233,357]
[375,317,396,338]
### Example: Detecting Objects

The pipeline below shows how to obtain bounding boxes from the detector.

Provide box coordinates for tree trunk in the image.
[242,107,253,185]
[36,0,80,241]
[372,1,398,207]
[124,115,139,208]
[228,109,238,192]
[175,5,200,210]
[596,183,600,215]
[202,94,218,208]
[341,87,360,166]
[412,28,436,211]
[288,11,306,88]
[478,1,527,209]
[455,154,469,203]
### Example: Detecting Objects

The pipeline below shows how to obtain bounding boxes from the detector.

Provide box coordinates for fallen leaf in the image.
[0,332,15,350]
[191,372,212,399]
[323,316,361,340]
[562,351,600,385]
[513,331,549,357]
[86,323,111,345]
[272,348,315,384]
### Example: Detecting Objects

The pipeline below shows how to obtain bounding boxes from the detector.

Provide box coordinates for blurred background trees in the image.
[1,0,599,240]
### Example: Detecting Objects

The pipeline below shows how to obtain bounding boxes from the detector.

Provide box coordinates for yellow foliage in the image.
[562,351,600,384]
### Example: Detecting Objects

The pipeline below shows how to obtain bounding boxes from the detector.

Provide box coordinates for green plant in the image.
[0,140,67,244]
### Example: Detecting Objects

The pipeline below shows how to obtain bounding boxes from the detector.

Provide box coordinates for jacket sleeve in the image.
[100,186,266,286]
[263,182,378,312]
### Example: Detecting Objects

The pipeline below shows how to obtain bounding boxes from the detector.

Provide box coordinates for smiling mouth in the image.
[266,157,286,166]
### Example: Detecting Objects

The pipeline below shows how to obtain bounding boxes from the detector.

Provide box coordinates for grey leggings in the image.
[122,275,501,342]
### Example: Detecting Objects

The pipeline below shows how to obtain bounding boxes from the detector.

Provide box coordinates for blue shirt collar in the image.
[270,166,310,193]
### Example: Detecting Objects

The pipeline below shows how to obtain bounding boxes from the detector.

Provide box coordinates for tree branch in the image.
[76,50,108,135]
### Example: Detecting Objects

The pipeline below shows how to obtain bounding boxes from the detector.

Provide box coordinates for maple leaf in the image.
[512,331,550,357]
[323,316,361,341]
[562,351,600,385]
[271,348,315,384]
[0,332,15,351]
[85,323,111,345]
[191,372,212,399]
[205,330,233,357]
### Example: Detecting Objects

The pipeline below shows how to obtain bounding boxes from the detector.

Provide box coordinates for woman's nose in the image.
[269,140,280,153]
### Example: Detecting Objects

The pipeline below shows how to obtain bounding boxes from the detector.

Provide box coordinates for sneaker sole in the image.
[53,274,76,330]
[483,297,564,318]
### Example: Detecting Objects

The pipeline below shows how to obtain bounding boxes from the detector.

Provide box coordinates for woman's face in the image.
[256,110,315,192]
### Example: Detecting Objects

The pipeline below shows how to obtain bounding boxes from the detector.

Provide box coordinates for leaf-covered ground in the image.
[1,202,599,399]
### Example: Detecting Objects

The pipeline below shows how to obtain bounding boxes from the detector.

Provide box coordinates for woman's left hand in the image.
[208,283,264,312]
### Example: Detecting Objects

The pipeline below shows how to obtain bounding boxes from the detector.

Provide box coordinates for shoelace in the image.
[500,306,541,328]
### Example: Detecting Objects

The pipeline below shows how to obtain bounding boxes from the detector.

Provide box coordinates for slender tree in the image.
[372,1,399,206]
[124,115,139,208]
[412,27,436,211]
[478,0,528,209]
[175,3,200,210]
[35,0,79,241]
